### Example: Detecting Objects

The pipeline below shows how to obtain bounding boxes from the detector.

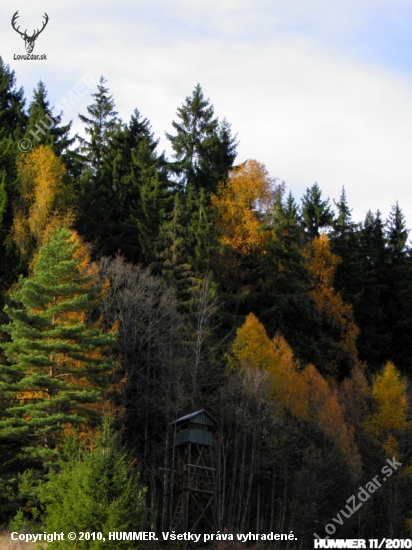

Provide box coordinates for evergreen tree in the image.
[284,190,302,226]
[166,84,237,194]
[156,192,195,304]
[353,207,412,372]
[384,203,412,371]
[332,187,356,240]
[154,183,216,311]
[301,182,334,239]
[186,186,217,276]
[260,189,319,364]
[386,202,409,265]
[24,81,74,157]
[78,89,171,261]
[361,209,387,268]
[0,57,27,139]
[0,227,116,462]
[355,210,390,368]
[76,76,120,256]
[0,58,28,289]
[78,76,118,174]
[41,421,147,549]
[110,109,171,264]
[330,187,362,304]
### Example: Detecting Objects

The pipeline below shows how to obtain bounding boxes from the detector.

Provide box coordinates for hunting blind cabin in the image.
[164,410,217,535]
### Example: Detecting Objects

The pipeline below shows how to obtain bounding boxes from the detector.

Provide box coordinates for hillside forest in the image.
[1,57,412,547]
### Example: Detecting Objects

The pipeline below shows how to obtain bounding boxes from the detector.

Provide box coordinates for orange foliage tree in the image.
[305,233,360,377]
[211,159,277,256]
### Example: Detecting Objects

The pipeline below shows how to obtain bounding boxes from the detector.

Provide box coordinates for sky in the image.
[1,0,412,229]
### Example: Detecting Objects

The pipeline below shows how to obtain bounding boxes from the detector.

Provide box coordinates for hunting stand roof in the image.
[171,410,217,447]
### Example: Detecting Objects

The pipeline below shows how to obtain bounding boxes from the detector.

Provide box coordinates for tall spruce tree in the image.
[301,182,334,239]
[0,227,116,462]
[260,189,319,364]
[384,203,412,371]
[78,76,118,174]
[386,202,409,265]
[76,76,120,256]
[0,57,27,139]
[0,58,28,289]
[356,210,390,367]
[24,81,74,157]
[166,84,237,194]
[78,84,170,261]
[110,108,171,264]
[330,187,362,305]
[156,192,195,304]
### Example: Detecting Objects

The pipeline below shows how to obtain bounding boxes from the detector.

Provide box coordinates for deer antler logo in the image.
[11,11,49,53]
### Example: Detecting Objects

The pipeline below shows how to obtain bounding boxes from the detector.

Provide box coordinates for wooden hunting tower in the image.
[168,410,217,535]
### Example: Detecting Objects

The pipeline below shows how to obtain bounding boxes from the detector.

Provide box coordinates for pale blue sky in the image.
[1,0,412,229]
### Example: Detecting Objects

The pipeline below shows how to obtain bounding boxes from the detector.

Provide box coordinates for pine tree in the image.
[333,187,353,236]
[355,207,412,371]
[0,227,116,462]
[361,209,387,267]
[166,84,237,194]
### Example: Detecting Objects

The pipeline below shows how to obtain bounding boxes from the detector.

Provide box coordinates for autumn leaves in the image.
[212,160,276,256]
[229,313,361,478]
[11,145,74,262]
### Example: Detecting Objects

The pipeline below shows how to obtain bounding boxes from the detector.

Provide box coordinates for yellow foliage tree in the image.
[11,145,74,262]
[270,332,307,416]
[305,233,360,376]
[211,159,276,256]
[301,364,359,466]
[230,312,277,370]
[230,313,361,476]
[366,361,409,457]
[340,366,371,432]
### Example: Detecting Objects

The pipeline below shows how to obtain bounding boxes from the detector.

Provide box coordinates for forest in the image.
[1,55,412,548]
